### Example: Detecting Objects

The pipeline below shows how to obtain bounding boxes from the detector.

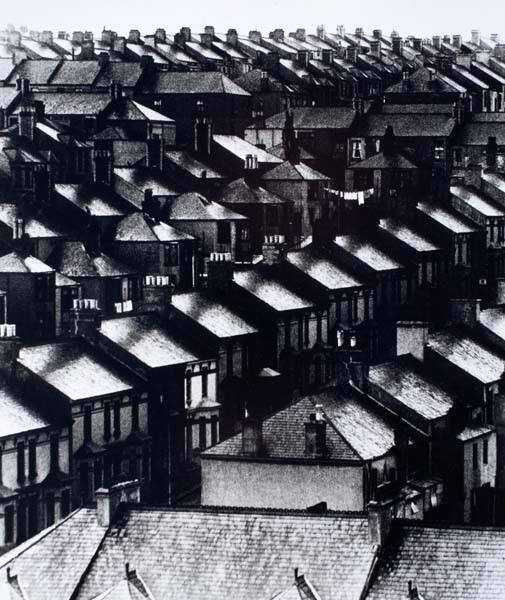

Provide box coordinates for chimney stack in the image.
[262,235,287,266]
[0,331,21,379]
[373,29,382,40]
[206,252,233,291]
[155,28,166,43]
[396,321,429,362]
[194,100,212,157]
[453,34,462,49]
[367,499,394,549]
[71,298,102,339]
[142,275,174,317]
[296,50,310,68]
[244,154,260,186]
[346,45,358,64]
[242,415,263,456]
[448,299,481,327]
[490,33,499,44]
[316,25,326,40]
[109,81,123,102]
[304,407,327,459]
[432,35,441,50]
[471,30,480,46]
[18,102,36,141]
[392,36,403,56]
[370,40,381,57]
[95,479,141,527]
[249,31,262,44]
[226,29,238,46]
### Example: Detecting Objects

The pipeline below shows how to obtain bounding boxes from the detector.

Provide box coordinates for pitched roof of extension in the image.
[18,341,136,401]
[206,385,395,462]
[146,71,250,96]
[367,522,505,600]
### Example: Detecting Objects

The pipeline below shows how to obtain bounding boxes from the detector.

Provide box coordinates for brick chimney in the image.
[92,142,113,186]
[113,37,126,55]
[194,100,212,157]
[206,252,233,291]
[146,135,163,170]
[98,52,110,66]
[142,275,174,317]
[226,29,238,46]
[316,25,326,40]
[412,38,423,52]
[41,30,53,45]
[200,33,213,48]
[304,406,327,459]
[16,77,30,97]
[72,31,84,44]
[396,321,429,362]
[370,40,381,57]
[453,34,462,49]
[128,29,141,43]
[392,36,403,56]
[71,298,102,338]
[244,154,260,187]
[0,330,21,378]
[297,50,310,68]
[346,46,358,64]
[262,235,287,265]
[180,27,192,42]
[110,81,123,102]
[242,414,263,456]
[249,31,262,44]
[18,102,36,141]
[355,27,364,38]
[155,28,166,43]
[270,29,285,43]
[321,49,333,64]
[432,35,441,50]
[336,25,345,39]
[80,40,95,60]
[373,29,382,40]
[95,479,141,527]
[293,28,306,42]
[471,30,480,46]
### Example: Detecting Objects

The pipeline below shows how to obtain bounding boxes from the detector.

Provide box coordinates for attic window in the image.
[351,139,362,160]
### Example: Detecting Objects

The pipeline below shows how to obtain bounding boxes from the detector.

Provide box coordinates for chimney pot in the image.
[95,480,141,527]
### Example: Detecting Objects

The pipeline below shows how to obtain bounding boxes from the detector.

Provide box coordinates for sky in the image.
[2,0,505,40]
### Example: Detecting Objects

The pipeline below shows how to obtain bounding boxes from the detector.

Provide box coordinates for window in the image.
[94,460,102,490]
[46,492,55,526]
[164,243,179,267]
[28,439,37,480]
[5,505,14,544]
[434,140,445,160]
[185,371,192,406]
[50,434,59,472]
[35,275,51,302]
[131,397,139,431]
[61,489,71,518]
[113,400,121,440]
[351,139,363,160]
[104,402,111,441]
[202,366,208,397]
[17,442,25,484]
[483,439,489,465]
[473,443,478,470]
[217,221,231,245]
[84,405,92,442]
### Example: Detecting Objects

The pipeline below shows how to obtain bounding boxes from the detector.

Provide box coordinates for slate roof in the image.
[379,218,441,253]
[356,113,456,137]
[267,143,316,162]
[212,135,282,164]
[261,160,329,181]
[366,522,505,599]
[13,92,112,116]
[0,87,20,109]
[219,178,288,205]
[0,58,15,83]
[450,185,505,217]
[0,508,108,600]
[427,328,505,384]
[234,69,286,92]
[49,60,102,86]
[456,425,495,442]
[0,251,53,273]
[417,202,480,234]
[0,204,68,238]
[147,71,249,95]
[171,292,258,339]
[263,107,357,130]
[350,151,417,170]
[166,192,247,221]
[385,67,465,95]
[99,315,201,369]
[205,393,360,461]
[54,183,126,217]
[164,150,224,179]
[333,235,404,272]
[233,269,315,312]
[286,247,366,290]
[0,380,51,439]
[113,168,179,205]
[94,61,145,89]
[107,99,174,123]
[113,212,193,243]
[482,172,505,194]
[369,356,453,422]
[455,122,505,145]
[479,307,505,340]
[72,506,376,600]
[6,59,60,85]
[18,341,136,401]
[49,241,135,278]
[380,103,455,114]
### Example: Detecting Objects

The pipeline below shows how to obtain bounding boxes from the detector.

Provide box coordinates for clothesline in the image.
[325,187,375,205]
